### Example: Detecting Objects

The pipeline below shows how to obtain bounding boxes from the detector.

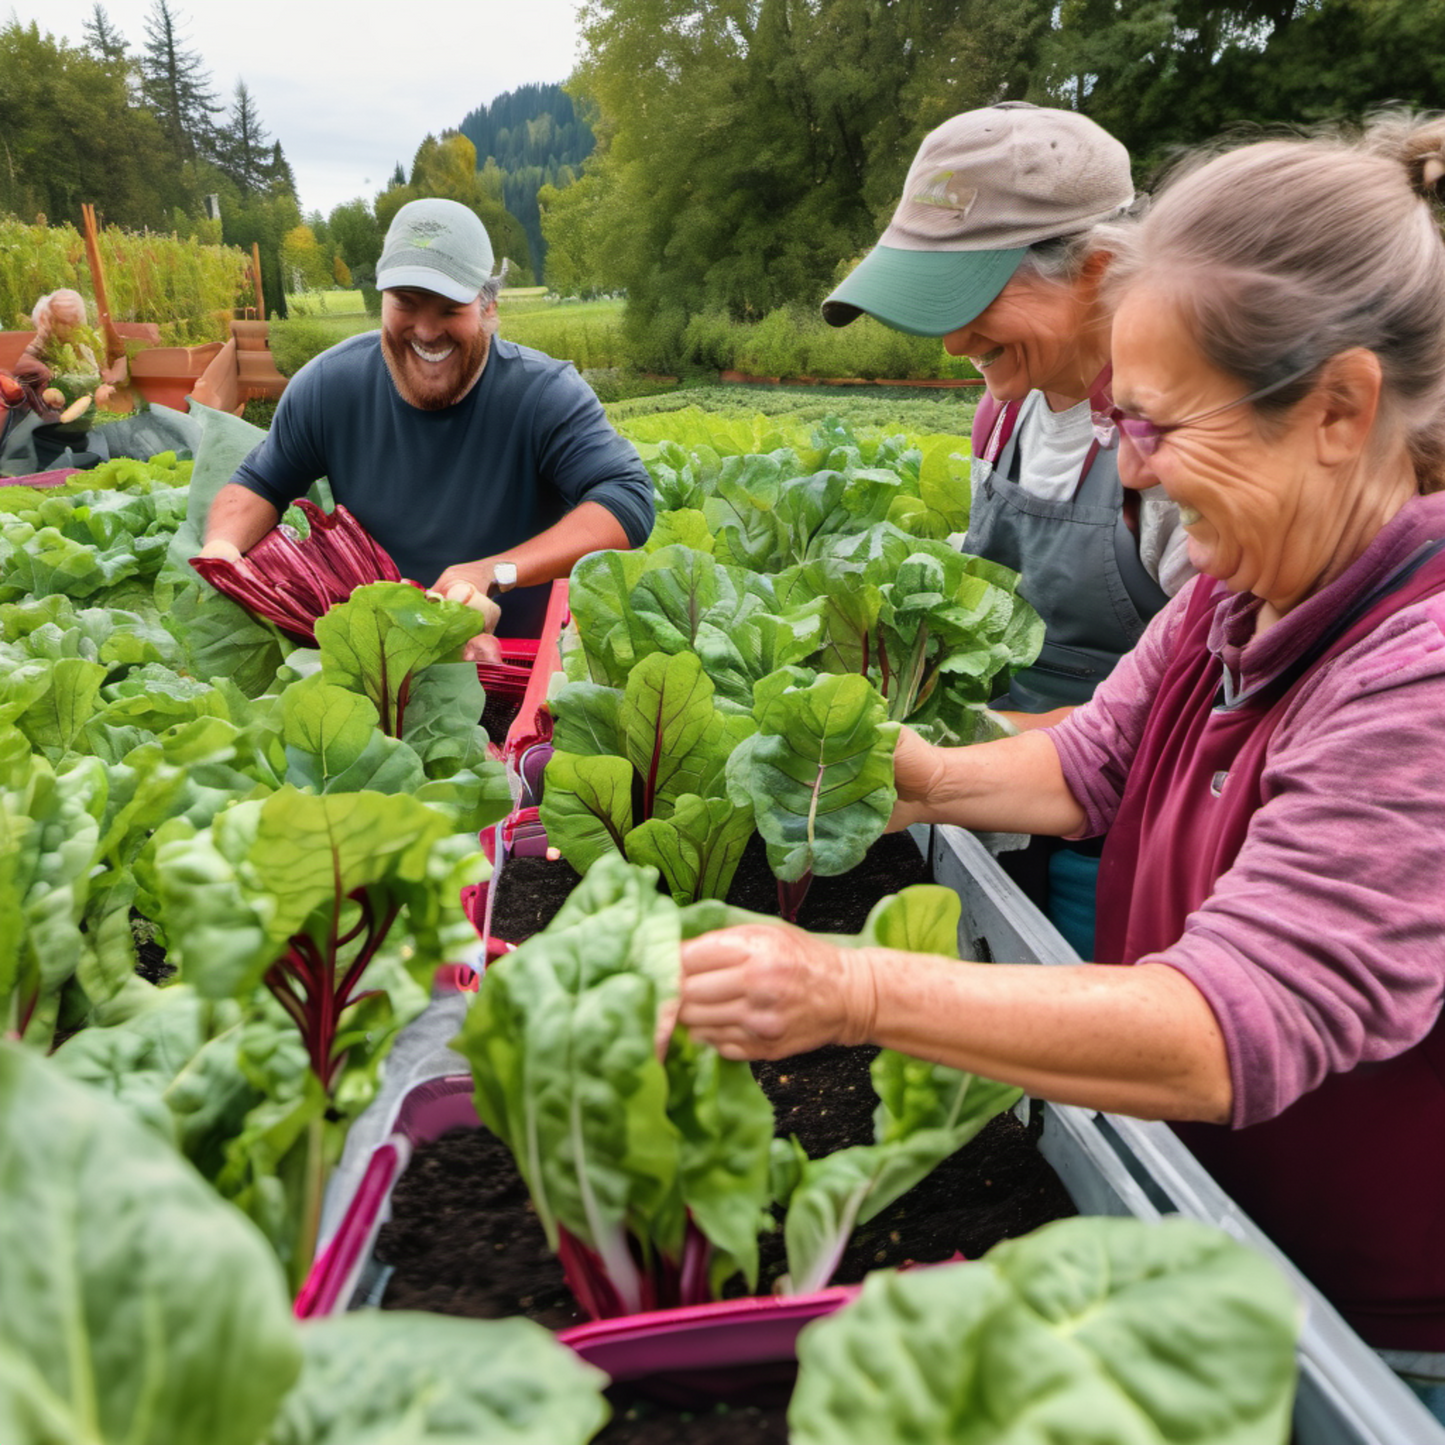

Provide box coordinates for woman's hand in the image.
[887,725,948,830]
[676,925,878,1060]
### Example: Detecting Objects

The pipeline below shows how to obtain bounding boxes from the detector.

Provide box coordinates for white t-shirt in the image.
[988,393,1195,598]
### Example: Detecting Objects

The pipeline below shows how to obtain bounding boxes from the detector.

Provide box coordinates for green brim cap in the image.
[821,244,1027,336]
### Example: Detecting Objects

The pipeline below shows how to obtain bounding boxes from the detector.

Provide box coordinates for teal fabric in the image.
[1404,1376,1445,1425]
[1046,847,1098,959]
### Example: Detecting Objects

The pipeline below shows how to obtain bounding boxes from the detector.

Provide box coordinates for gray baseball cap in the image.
[823,103,1134,336]
[376,198,496,303]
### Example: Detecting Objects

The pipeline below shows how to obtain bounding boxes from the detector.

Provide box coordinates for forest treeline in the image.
[458,83,594,279]
[4,0,1440,356]
[0,3,554,315]
[541,0,1445,368]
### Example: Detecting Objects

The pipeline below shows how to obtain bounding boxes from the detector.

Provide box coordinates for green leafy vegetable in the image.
[314,582,484,736]
[454,853,775,1316]
[0,1041,301,1445]
[789,1215,1300,1445]
[267,1312,609,1445]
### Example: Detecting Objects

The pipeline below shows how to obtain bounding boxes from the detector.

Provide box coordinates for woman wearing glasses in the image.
[823,103,1194,954]
[679,116,1445,1383]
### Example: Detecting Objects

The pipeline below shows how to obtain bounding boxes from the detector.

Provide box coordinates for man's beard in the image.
[380,327,489,411]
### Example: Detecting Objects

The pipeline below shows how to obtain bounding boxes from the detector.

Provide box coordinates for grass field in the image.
[265,292,978,431]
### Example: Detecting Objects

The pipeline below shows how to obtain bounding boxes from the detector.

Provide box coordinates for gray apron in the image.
[968,393,1168,710]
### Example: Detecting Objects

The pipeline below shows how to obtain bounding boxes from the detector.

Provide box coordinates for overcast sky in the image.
[9,1,584,216]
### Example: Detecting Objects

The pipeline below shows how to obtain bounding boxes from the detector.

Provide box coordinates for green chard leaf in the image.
[314,581,483,736]
[727,670,898,882]
[0,1042,300,1445]
[789,1216,1299,1445]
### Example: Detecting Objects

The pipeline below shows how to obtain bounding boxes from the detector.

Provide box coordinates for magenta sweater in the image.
[1049,491,1445,1130]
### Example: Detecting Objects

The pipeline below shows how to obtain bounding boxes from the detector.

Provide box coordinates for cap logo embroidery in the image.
[912,170,978,214]
[407,219,447,248]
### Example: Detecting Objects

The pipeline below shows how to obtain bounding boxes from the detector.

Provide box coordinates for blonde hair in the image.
[1107,112,1445,493]
[31,288,89,334]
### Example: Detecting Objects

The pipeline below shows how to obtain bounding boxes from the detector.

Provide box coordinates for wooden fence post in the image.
[252,242,266,321]
[80,202,126,368]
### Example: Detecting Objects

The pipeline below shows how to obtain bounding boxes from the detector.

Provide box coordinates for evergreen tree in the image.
[267,139,297,199]
[215,80,272,196]
[82,3,129,65]
[139,0,219,161]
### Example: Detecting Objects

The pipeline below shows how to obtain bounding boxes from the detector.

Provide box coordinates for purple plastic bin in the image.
[558,1288,857,1390]
[296,1074,479,1319]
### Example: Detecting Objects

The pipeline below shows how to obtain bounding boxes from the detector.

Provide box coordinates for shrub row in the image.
[0,217,249,345]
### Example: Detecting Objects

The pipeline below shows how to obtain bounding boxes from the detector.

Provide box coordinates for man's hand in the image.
[462,633,504,665]
[675,925,877,1061]
[196,538,245,564]
[433,559,513,601]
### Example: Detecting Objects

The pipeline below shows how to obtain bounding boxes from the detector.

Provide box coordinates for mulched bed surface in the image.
[378,830,1074,1442]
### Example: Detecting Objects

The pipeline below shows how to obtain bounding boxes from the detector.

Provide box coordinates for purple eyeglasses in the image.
[1093,362,1317,457]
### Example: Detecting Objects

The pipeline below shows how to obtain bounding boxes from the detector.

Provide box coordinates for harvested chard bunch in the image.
[190,500,404,644]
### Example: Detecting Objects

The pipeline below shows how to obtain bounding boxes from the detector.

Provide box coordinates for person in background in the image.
[198,198,654,655]
[14,288,126,409]
[12,289,129,468]
[679,113,1445,1413]
[821,103,1194,954]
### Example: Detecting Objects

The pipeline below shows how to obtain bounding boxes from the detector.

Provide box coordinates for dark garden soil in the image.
[375,829,1076,1443]
[480,690,523,750]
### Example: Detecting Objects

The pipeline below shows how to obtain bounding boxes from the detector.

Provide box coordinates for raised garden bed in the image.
[306,825,1077,1443]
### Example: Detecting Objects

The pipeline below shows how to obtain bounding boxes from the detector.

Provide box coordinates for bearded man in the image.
[199,199,653,643]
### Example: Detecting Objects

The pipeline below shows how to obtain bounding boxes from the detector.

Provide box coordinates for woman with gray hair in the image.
[824,102,1193,719]
[825,102,1194,953]
[679,113,1445,1408]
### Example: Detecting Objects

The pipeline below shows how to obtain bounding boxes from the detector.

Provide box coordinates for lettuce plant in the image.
[454,854,1021,1319]
[0,1041,610,1445]
[789,1215,1300,1444]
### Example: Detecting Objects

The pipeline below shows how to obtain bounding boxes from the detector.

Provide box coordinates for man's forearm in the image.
[433,500,632,597]
[489,500,630,588]
[204,482,281,554]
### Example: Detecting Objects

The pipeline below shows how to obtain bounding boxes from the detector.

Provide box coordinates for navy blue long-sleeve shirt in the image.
[231,331,654,636]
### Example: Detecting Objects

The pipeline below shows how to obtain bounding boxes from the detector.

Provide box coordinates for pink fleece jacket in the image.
[1048,492,1445,1128]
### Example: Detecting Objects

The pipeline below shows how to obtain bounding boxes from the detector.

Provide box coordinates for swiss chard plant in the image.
[789,1214,1300,1445]
[725,668,900,920]
[566,544,823,713]
[454,853,1020,1319]
[0,1040,611,1445]
[539,648,757,905]
[153,785,487,1282]
[190,499,405,645]
[775,523,1045,742]
[455,852,777,1318]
